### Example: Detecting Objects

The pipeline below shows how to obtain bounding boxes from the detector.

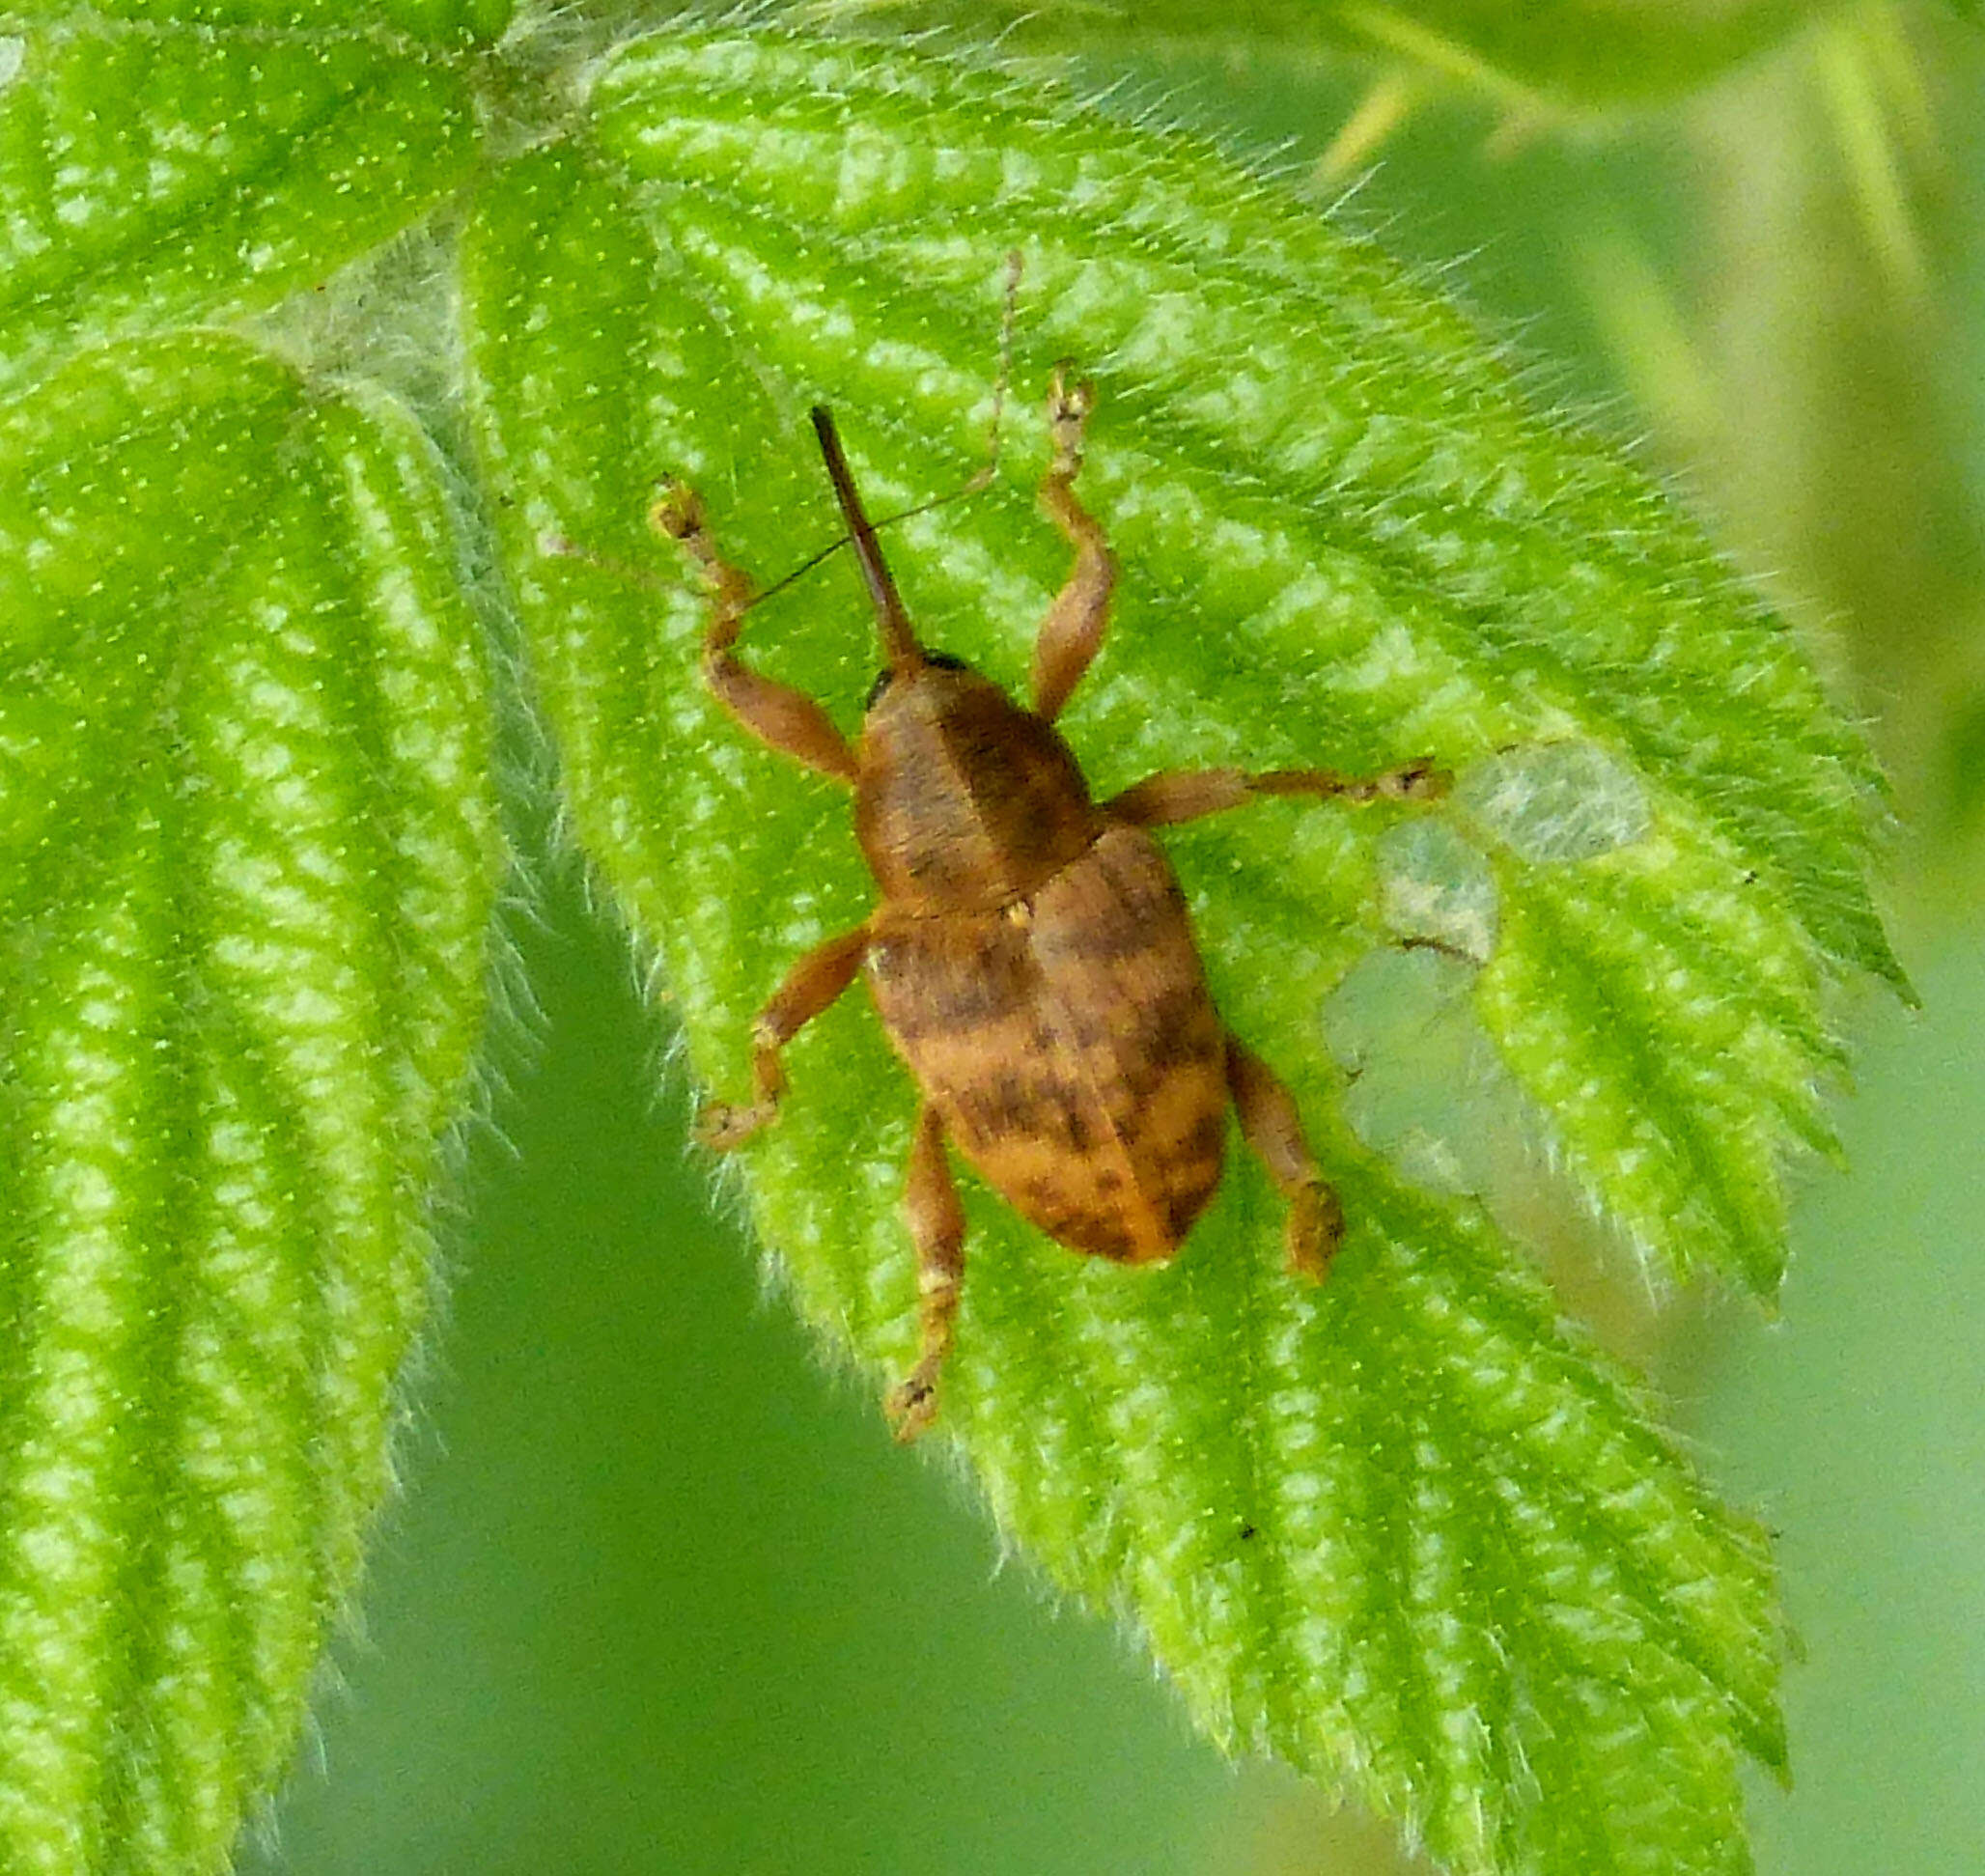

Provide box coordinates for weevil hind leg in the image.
[695,924,871,1151]
[1225,1034,1346,1282]
[652,481,860,786]
[1029,365,1119,724]
[885,1105,968,1443]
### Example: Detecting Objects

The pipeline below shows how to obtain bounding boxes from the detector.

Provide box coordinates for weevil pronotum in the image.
[656,371,1448,1441]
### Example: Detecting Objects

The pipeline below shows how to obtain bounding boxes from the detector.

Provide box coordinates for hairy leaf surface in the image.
[823,0,1821,106]
[0,13,481,396]
[0,334,500,1874]
[0,0,509,37]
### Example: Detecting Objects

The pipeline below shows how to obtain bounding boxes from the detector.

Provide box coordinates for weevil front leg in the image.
[652,482,860,786]
[1225,1036,1345,1282]
[884,1105,967,1443]
[1105,759,1449,827]
[696,925,871,1151]
[1029,365,1119,724]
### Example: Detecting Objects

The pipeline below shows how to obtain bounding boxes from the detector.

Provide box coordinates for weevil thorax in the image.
[810,407,1100,913]
[856,660,1097,911]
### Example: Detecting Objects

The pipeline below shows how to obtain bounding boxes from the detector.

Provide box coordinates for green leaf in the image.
[0,14,482,397]
[0,8,1903,1871]
[460,26,1892,1871]
[0,334,500,1873]
[0,0,510,39]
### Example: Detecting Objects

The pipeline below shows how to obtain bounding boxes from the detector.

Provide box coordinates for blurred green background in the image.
[241,7,1985,1872]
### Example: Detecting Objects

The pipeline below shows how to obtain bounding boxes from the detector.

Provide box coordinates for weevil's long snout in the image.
[810,406,923,673]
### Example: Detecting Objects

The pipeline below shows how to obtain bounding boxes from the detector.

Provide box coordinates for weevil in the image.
[655,370,1447,1441]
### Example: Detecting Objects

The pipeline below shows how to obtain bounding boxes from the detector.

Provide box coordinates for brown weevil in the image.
[655,370,1447,1441]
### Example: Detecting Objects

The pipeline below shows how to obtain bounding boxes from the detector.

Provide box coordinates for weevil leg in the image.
[885,1105,968,1443]
[1104,759,1449,827]
[1225,1035,1346,1283]
[652,481,860,786]
[1029,365,1119,724]
[696,924,872,1151]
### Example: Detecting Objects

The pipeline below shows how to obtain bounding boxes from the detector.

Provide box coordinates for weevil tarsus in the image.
[887,1104,968,1442]
[693,924,871,1151]
[1105,757,1449,828]
[1029,364,1117,724]
[652,476,860,786]
[1225,1037,1346,1280]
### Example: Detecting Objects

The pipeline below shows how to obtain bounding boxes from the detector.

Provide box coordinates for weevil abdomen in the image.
[867,824,1229,1263]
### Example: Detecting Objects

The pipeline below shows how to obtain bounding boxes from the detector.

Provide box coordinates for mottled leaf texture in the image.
[0,10,483,396]
[460,25,1898,1876]
[0,335,499,1871]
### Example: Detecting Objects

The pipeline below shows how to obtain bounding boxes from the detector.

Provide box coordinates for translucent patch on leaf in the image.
[0,40,22,91]
[1376,820,1498,962]
[1324,948,1529,1199]
[1460,742,1651,863]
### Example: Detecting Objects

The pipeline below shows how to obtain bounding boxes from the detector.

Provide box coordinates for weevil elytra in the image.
[656,371,1447,1442]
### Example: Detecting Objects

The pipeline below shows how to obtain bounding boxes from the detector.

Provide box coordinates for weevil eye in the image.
[865,651,969,711]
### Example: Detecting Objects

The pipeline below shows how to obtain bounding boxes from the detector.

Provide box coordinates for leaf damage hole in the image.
[1323,946,1527,1200]
[1458,741,1652,863]
[1376,818,1499,963]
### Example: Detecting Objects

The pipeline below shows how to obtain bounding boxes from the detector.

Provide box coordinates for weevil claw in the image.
[649,478,704,542]
[693,1100,775,1153]
[1284,1180,1346,1283]
[1385,757,1452,802]
[885,1372,940,1443]
[1046,362,1096,477]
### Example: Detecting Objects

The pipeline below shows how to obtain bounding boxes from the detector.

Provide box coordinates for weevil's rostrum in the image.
[656,371,1447,1441]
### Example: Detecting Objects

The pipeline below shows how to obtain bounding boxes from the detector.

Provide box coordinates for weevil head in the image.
[807,406,1098,910]
[864,650,969,710]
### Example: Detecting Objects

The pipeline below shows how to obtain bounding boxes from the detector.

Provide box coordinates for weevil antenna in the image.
[728,254,1027,620]
[810,405,923,670]
[974,246,1023,493]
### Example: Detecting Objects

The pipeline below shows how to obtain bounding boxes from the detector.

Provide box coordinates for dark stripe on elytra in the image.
[957,1069,1100,1154]
[1077,1228,1140,1262]
[872,949,1034,1038]
[1048,874,1189,964]
[1020,1179,1137,1259]
[1117,984,1225,1106]
[1181,1106,1227,1166]
[1163,1167,1221,1242]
